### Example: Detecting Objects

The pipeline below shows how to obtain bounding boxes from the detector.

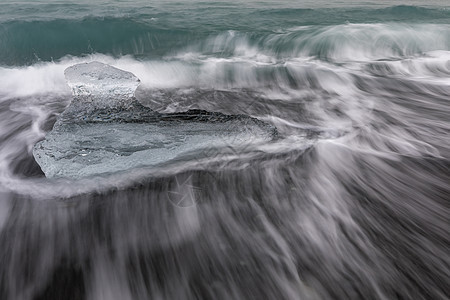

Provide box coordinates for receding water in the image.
[0,1,449,300]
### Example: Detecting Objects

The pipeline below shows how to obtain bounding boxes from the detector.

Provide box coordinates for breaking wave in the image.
[0,4,449,300]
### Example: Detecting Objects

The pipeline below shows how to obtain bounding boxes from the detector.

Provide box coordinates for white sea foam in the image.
[0,23,449,100]
[0,23,448,196]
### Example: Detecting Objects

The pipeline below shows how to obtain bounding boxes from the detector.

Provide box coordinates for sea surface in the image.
[0,1,449,299]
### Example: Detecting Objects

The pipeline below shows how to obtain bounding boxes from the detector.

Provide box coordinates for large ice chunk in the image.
[33,62,276,179]
[33,113,275,178]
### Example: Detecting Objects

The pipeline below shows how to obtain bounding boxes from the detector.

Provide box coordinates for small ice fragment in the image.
[64,61,139,103]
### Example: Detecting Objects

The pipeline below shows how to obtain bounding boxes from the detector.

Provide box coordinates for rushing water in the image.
[0,1,449,299]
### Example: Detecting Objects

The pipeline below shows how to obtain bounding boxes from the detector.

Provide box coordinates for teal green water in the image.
[1,1,449,65]
[0,2,449,300]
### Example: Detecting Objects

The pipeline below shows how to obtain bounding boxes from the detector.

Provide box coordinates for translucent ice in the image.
[33,62,276,179]
[58,62,145,125]
[64,61,139,107]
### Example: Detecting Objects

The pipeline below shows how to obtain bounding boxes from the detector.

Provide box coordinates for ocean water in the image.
[0,1,449,299]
